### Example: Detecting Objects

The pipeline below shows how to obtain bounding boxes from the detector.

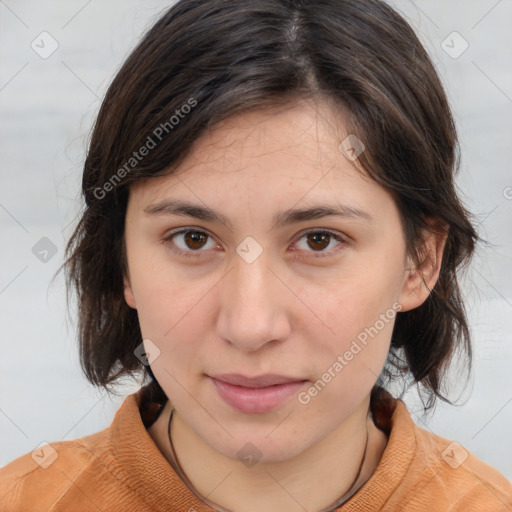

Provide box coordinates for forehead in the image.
[131,98,376,200]
[190,99,350,169]
[126,99,404,241]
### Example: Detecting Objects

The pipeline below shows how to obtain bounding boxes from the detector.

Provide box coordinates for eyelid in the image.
[299,227,349,242]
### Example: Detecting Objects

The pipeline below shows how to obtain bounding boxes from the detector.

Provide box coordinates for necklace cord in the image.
[166,409,371,512]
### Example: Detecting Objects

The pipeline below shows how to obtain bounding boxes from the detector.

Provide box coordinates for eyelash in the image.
[161,228,348,259]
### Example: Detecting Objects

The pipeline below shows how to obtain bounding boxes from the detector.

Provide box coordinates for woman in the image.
[1,0,511,510]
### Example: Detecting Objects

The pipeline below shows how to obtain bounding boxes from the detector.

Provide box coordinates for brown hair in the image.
[63,0,479,410]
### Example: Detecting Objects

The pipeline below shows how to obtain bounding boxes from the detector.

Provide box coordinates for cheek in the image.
[312,264,402,348]
[299,258,402,394]
[298,297,395,423]
[136,285,208,353]
[128,253,213,363]
[135,275,213,404]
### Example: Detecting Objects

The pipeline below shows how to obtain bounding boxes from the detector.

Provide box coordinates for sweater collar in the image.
[338,398,417,511]
[108,388,417,511]
[109,388,212,511]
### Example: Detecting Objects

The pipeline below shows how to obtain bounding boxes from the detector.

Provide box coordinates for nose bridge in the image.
[231,234,273,304]
[233,248,271,305]
[217,241,288,351]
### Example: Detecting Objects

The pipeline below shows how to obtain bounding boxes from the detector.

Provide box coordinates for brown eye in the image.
[183,231,209,250]
[163,229,217,257]
[305,232,331,251]
[294,229,346,258]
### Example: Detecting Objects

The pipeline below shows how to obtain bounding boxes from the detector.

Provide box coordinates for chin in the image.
[211,432,311,466]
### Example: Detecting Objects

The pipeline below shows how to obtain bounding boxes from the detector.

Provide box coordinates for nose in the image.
[216,250,291,352]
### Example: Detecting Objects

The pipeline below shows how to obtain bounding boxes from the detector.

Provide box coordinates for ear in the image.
[398,221,448,312]
[123,273,137,309]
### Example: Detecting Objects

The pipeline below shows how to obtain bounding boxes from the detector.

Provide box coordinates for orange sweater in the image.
[1,388,511,512]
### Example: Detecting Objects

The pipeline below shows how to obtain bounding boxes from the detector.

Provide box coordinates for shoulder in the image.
[0,429,112,512]
[0,389,168,512]
[417,427,511,510]
[361,393,512,511]
[394,400,512,511]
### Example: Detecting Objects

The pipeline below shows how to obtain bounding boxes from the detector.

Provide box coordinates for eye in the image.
[162,228,219,258]
[293,229,346,258]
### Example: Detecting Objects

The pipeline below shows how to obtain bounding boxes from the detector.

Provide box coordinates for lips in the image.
[208,373,307,414]
[211,373,305,388]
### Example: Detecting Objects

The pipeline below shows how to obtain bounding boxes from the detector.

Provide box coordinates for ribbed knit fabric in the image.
[1,387,511,511]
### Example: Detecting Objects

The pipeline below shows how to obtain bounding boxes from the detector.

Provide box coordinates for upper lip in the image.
[210,373,306,388]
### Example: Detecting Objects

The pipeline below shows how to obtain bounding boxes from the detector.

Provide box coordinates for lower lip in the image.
[210,377,307,414]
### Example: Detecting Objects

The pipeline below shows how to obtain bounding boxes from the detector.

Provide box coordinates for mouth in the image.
[208,373,308,414]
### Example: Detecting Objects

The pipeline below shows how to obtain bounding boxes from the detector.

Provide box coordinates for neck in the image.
[149,397,388,512]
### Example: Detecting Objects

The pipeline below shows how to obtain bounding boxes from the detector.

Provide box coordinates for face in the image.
[123,98,425,463]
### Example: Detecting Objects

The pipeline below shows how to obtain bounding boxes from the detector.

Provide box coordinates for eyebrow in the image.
[144,199,374,231]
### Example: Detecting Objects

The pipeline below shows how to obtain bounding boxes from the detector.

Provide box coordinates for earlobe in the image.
[398,223,448,312]
[123,275,137,309]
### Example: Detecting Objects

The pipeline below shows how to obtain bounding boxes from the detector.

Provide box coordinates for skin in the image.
[123,97,446,512]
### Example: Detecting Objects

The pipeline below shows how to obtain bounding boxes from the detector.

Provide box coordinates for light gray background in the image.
[1,0,511,481]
